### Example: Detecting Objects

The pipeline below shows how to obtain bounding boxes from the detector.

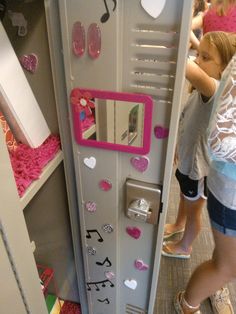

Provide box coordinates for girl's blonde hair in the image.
[189,31,236,93]
[212,0,236,16]
[203,31,236,70]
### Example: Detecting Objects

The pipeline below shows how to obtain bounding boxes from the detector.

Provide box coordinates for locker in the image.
[0,0,193,313]
[57,1,193,313]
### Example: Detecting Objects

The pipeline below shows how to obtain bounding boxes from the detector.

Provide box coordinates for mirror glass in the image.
[71,88,153,154]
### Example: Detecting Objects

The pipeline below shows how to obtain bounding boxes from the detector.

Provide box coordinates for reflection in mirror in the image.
[71,88,153,154]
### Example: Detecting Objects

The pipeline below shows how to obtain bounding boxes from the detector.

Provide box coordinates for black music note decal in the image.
[100,0,117,23]
[98,298,110,304]
[112,0,117,11]
[86,279,115,291]
[96,257,112,267]
[86,229,104,242]
[101,0,110,23]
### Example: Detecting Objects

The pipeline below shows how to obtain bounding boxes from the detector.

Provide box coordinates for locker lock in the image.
[127,198,151,222]
[125,178,162,225]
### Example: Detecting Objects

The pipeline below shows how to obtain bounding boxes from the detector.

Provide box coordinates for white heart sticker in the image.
[141,0,166,18]
[83,157,96,169]
[124,279,137,290]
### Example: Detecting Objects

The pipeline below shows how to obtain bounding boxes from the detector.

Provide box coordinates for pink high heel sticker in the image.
[72,21,85,57]
[134,259,149,271]
[19,53,38,73]
[104,271,115,280]
[130,156,149,172]
[154,125,169,139]
[87,23,101,59]
[99,179,112,191]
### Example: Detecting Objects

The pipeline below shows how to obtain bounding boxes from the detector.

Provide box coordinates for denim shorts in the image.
[175,169,207,200]
[208,191,236,237]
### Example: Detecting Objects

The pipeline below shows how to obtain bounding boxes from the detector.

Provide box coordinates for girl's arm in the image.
[191,12,203,30]
[186,59,216,98]
[190,31,200,50]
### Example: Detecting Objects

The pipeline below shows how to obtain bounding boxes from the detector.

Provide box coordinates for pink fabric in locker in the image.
[10,135,61,197]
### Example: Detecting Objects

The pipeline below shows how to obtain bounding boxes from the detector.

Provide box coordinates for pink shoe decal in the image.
[87,23,101,59]
[72,21,85,57]
[134,259,149,271]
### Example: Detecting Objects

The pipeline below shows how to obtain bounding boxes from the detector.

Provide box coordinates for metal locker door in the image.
[58,0,193,313]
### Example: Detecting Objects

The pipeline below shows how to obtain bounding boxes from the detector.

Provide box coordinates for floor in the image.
[154,169,236,313]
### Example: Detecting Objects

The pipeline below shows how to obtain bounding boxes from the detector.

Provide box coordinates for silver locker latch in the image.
[127,198,151,222]
[125,178,162,225]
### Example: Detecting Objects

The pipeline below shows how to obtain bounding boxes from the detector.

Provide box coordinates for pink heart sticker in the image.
[154,125,169,139]
[126,226,142,239]
[19,53,38,73]
[130,156,149,172]
[85,201,97,212]
[99,179,112,191]
[134,259,149,271]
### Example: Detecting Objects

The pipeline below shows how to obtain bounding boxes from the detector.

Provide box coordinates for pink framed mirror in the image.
[71,88,153,154]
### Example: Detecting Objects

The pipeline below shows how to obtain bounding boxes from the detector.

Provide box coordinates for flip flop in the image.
[162,241,191,259]
[174,291,201,314]
[163,227,185,239]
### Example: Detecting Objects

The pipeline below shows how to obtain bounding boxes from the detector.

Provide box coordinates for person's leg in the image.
[164,192,186,237]
[182,228,236,312]
[163,196,205,255]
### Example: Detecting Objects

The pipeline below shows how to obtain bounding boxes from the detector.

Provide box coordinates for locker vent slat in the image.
[124,25,179,103]
[126,304,147,314]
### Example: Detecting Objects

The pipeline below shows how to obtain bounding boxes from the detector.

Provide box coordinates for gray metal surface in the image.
[58,0,193,313]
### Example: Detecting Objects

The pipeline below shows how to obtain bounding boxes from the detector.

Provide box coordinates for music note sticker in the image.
[96,257,112,267]
[86,279,114,291]
[100,0,117,23]
[98,298,110,304]
[86,229,104,242]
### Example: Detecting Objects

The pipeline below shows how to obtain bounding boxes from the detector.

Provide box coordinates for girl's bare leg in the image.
[183,228,236,311]
[164,196,205,254]
[164,193,187,235]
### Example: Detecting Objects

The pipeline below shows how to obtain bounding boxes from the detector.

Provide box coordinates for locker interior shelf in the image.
[20,150,63,210]
[82,124,96,139]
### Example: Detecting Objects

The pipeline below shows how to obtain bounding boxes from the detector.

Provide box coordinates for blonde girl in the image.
[173,32,236,314]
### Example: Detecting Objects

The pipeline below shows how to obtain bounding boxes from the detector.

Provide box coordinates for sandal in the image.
[164,224,185,239]
[210,287,234,314]
[162,241,191,259]
[174,291,201,314]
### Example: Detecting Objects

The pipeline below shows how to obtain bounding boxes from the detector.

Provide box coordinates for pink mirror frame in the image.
[71,88,153,154]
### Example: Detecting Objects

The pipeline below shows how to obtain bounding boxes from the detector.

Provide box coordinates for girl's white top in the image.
[207,54,236,209]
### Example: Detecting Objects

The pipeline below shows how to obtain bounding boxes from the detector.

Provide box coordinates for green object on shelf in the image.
[46,294,57,313]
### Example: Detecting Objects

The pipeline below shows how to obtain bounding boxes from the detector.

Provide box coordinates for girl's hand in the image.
[185,59,216,98]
